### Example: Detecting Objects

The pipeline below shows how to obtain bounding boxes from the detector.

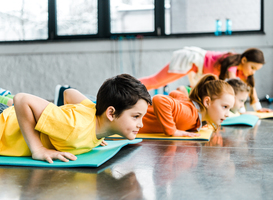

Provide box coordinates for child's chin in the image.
[128,136,136,140]
[126,134,137,140]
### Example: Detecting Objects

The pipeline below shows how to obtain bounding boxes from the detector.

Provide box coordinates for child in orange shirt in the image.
[139,74,235,137]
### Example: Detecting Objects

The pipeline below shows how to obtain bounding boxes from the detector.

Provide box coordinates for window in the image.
[165,0,262,35]
[0,0,48,41]
[56,0,98,36]
[0,0,264,42]
[110,0,155,34]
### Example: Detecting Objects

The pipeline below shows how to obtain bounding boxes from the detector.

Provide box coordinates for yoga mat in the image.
[221,114,259,127]
[0,139,142,168]
[107,128,214,141]
[245,111,273,119]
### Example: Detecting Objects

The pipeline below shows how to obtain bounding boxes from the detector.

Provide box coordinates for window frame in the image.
[0,0,264,43]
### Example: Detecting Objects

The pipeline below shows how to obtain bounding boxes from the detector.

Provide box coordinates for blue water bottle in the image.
[214,19,222,36]
[154,88,158,95]
[225,19,232,35]
[163,85,169,95]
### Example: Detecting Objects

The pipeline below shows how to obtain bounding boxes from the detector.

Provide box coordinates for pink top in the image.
[191,51,247,81]
[202,50,224,76]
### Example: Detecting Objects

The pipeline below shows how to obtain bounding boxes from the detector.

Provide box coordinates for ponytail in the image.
[189,74,234,111]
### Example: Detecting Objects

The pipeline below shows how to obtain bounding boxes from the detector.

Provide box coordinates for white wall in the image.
[0,0,272,101]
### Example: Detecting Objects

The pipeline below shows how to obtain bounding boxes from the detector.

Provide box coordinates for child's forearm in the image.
[173,130,200,137]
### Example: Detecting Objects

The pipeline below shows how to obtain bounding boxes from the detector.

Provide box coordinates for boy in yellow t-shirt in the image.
[0,74,151,163]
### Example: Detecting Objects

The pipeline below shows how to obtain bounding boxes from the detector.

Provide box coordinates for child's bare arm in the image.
[173,130,200,137]
[63,89,89,105]
[13,93,77,163]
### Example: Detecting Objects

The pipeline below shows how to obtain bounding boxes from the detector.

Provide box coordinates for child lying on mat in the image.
[0,74,151,163]
[177,78,250,117]
[226,79,249,117]
[139,74,235,137]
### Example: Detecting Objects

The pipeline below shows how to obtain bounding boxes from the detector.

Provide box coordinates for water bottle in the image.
[225,19,232,35]
[154,89,158,95]
[214,19,222,36]
[163,85,169,95]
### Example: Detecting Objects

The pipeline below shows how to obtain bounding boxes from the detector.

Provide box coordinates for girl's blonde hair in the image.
[227,78,250,95]
[189,74,235,111]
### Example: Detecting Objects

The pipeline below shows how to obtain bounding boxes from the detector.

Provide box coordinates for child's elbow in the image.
[13,93,27,106]
[164,129,175,136]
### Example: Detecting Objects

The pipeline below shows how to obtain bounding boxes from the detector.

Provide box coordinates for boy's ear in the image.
[203,96,211,108]
[106,106,116,121]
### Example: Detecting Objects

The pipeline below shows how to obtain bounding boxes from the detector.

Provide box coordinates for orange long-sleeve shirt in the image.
[139,90,201,136]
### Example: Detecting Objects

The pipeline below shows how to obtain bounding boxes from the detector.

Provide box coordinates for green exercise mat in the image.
[0,139,142,168]
[221,114,259,127]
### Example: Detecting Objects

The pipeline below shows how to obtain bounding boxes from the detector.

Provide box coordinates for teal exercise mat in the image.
[221,114,259,127]
[0,139,142,168]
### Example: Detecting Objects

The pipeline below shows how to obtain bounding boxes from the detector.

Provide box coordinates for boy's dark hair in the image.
[96,74,152,117]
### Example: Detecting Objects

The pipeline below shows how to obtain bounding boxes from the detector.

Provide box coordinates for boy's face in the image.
[206,93,235,126]
[112,99,148,140]
[230,91,248,113]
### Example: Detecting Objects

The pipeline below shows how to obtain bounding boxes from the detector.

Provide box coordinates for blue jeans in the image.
[0,103,8,114]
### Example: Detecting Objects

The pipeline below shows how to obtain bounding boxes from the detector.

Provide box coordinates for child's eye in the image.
[133,115,139,119]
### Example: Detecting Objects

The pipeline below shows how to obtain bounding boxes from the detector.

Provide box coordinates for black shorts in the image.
[0,103,9,114]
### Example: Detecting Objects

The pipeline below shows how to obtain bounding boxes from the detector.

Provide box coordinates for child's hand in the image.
[32,147,77,164]
[257,108,273,113]
[173,130,201,137]
[100,140,108,146]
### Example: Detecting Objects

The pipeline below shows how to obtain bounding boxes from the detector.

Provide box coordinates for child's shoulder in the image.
[79,98,96,108]
[152,93,190,106]
[169,90,189,101]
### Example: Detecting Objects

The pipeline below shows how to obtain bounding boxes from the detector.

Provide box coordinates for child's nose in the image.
[138,120,143,128]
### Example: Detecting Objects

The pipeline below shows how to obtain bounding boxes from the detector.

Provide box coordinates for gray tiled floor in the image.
[1,102,273,200]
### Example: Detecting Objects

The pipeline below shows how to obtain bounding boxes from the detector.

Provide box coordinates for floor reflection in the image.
[153,142,201,185]
[1,108,273,199]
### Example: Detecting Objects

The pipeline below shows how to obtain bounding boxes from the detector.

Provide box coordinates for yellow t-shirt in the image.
[0,99,103,156]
